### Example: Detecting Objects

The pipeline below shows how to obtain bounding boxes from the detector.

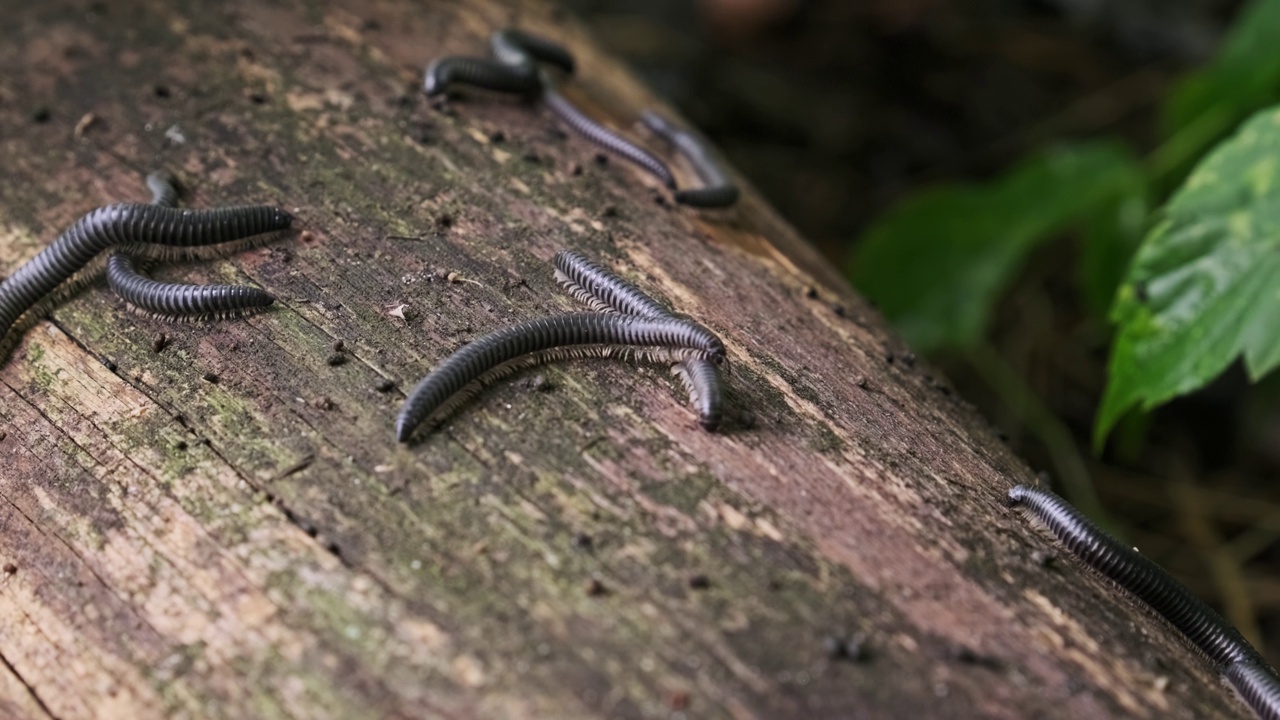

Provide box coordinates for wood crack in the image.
[0,643,59,720]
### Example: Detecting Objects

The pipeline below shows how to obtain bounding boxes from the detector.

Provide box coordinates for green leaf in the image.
[1096,106,1280,448]
[1162,0,1280,148]
[849,141,1142,352]
[1080,189,1148,319]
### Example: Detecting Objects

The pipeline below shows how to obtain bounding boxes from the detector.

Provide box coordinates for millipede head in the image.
[423,59,448,97]
[674,187,740,209]
[1006,485,1031,507]
[423,56,542,99]
[394,416,416,444]
[268,207,295,229]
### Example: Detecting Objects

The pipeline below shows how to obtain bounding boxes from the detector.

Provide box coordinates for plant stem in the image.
[967,342,1116,532]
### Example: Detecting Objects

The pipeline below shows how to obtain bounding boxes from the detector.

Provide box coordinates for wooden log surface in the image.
[0,0,1251,718]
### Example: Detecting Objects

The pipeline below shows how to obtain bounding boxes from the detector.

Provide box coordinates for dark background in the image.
[569,0,1280,661]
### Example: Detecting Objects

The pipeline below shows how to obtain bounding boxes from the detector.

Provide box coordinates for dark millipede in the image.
[423,29,678,190]
[396,311,724,442]
[486,31,674,186]
[490,29,575,75]
[106,254,275,321]
[423,56,542,98]
[672,359,723,430]
[640,110,740,208]
[552,249,724,429]
[0,202,292,356]
[106,173,277,321]
[541,88,677,190]
[1006,482,1280,720]
[552,250,670,319]
[1007,485,1263,667]
[1225,661,1280,720]
[409,344,711,435]
[101,171,179,311]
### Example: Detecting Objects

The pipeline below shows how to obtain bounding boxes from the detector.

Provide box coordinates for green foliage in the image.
[1096,107,1280,446]
[1080,191,1148,319]
[848,0,1280,453]
[849,142,1143,353]
[1163,0,1280,143]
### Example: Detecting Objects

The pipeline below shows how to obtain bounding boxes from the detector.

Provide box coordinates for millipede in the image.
[1007,485,1280,719]
[490,28,576,75]
[105,172,277,321]
[672,359,723,430]
[640,110,740,208]
[540,88,677,190]
[423,56,542,98]
[106,254,275,321]
[396,311,724,441]
[0,201,291,357]
[422,29,678,191]
[552,249,670,319]
[552,249,725,429]
[1225,660,1280,720]
[403,344,712,436]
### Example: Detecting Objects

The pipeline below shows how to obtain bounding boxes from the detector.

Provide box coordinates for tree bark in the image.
[0,1,1248,718]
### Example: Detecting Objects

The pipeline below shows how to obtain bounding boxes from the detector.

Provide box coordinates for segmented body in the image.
[1008,485,1280,718]
[404,344,710,436]
[1007,485,1261,667]
[106,254,274,320]
[0,203,292,349]
[553,250,724,429]
[1224,661,1280,720]
[543,89,676,189]
[105,172,277,320]
[552,250,670,318]
[672,359,723,430]
[423,29,676,190]
[641,111,739,208]
[396,312,723,441]
[422,56,542,97]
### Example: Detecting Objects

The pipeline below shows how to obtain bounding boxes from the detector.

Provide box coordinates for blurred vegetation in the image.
[572,0,1280,659]
[851,0,1280,460]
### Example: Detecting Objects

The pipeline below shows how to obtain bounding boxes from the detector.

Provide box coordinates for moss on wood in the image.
[0,1,1246,718]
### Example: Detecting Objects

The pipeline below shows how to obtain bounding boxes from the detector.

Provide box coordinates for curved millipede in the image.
[99,172,177,304]
[0,203,292,353]
[490,29,575,75]
[106,173,276,321]
[407,344,710,435]
[422,29,677,191]
[640,110,740,208]
[552,249,670,318]
[553,249,725,429]
[396,311,724,441]
[672,359,723,430]
[484,29,674,188]
[542,88,677,190]
[423,56,542,98]
[1007,485,1266,668]
[1225,661,1280,720]
[106,254,275,321]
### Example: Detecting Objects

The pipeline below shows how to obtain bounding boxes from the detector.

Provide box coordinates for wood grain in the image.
[0,0,1248,717]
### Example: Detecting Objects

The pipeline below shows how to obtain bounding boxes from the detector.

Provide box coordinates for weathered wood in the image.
[0,1,1249,718]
